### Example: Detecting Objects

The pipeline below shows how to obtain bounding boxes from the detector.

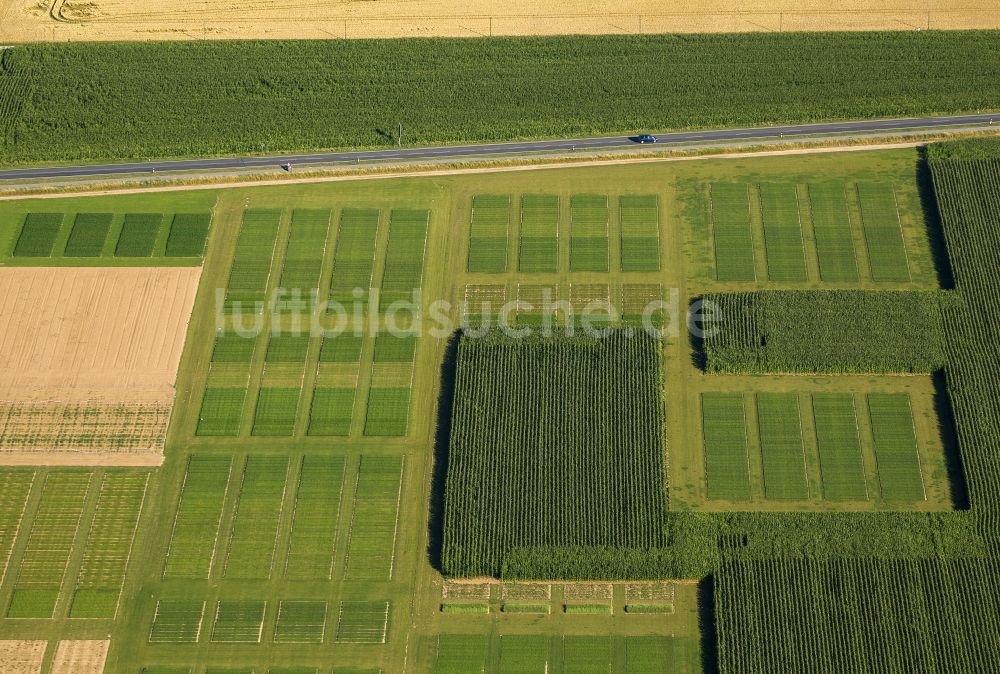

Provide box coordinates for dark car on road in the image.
[635,134,657,144]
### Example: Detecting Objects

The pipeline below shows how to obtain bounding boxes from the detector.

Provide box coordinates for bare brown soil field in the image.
[49,640,110,674]
[0,267,201,464]
[0,640,46,674]
[1,0,998,42]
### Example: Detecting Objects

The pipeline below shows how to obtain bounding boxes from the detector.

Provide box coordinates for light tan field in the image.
[0,267,201,465]
[1,0,998,42]
[0,641,46,674]
[49,640,110,674]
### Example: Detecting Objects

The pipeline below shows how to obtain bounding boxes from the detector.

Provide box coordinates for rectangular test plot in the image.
[626,636,685,673]
[701,393,752,501]
[436,634,488,673]
[328,208,379,305]
[64,212,113,256]
[278,208,330,309]
[363,387,411,437]
[115,213,163,257]
[211,600,267,643]
[343,455,404,580]
[755,393,809,500]
[196,387,246,436]
[223,455,288,580]
[210,334,256,364]
[162,456,232,579]
[12,212,63,257]
[867,393,925,501]
[274,600,327,643]
[148,599,205,643]
[808,182,859,282]
[620,194,660,271]
[759,183,807,282]
[309,334,362,436]
[856,183,910,282]
[519,194,559,272]
[284,455,345,580]
[379,208,429,310]
[335,601,389,643]
[710,184,755,281]
[467,194,510,273]
[811,393,867,501]
[563,636,612,674]
[500,634,550,673]
[252,387,301,436]
[165,212,212,257]
[224,208,282,310]
[307,387,355,436]
[569,194,609,272]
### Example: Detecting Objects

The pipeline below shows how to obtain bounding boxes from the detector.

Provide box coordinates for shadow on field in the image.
[689,296,708,371]
[916,151,956,290]
[933,370,970,510]
[427,330,460,572]
[698,576,720,674]
[375,128,396,144]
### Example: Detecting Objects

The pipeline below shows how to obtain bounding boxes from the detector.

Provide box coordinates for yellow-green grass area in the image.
[678,374,952,512]
[0,190,216,265]
[0,146,950,672]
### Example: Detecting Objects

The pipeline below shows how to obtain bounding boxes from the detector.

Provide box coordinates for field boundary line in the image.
[850,394,872,501]
[386,456,405,580]
[889,183,914,281]
[903,394,929,502]
[0,471,34,588]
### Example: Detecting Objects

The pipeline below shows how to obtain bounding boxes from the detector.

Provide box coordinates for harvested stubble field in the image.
[0,640,46,673]
[49,640,110,674]
[0,267,200,463]
[1,0,999,41]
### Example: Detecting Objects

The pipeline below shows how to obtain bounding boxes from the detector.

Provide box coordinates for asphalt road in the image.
[1,113,997,181]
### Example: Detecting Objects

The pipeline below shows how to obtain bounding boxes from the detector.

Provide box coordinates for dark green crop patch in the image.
[3,32,1000,163]
[702,290,949,374]
[442,329,668,578]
